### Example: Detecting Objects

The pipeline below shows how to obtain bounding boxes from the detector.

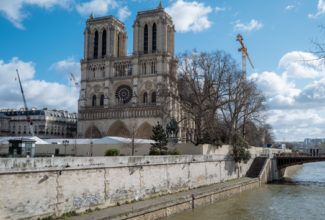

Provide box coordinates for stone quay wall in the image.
[0,155,254,220]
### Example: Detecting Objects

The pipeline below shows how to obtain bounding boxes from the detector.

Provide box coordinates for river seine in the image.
[167,162,325,220]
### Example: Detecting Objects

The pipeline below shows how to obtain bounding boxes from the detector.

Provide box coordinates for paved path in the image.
[69,177,257,220]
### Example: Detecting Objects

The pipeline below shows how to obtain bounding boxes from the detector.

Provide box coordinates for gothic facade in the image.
[77,3,183,140]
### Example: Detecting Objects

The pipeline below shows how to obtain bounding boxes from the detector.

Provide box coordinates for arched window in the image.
[144,24,148,53]
[151,92,156,103]
[151,61,155,74]
[152,23,157,52]
[143,92,147,103]
[94,31,98,59]
[92,95,96,106]
[102,30,107,58]
[100,94,104,106]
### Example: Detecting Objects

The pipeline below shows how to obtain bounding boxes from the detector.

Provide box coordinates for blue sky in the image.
[1,0,325,141]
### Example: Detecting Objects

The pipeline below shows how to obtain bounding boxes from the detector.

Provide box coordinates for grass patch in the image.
[61,211,77,219]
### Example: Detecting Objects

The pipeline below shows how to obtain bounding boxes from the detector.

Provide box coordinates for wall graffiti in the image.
[73,195,100,208]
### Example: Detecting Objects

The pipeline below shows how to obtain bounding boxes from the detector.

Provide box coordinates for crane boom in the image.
[70,73,80,88]
[236,34,255,140]
[16,69,35,137]
[236,34,254,74]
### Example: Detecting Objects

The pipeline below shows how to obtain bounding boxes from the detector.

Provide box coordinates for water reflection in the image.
[167,162,325,220]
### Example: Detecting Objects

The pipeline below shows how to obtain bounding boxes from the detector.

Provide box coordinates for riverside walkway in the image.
[70,177,259,220]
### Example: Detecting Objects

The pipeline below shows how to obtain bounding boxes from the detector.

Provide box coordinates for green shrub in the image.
[160,151,169,155]
[120,154,125,156]
[231,133,251,164]
[171,151,182,155]
[39,216,55,220]
[95,207,101,211]
[117,202,121,206]
[61,211,77,219]
[149,149,160,155]
[85,208,93,213]
[131,199,137,203]
[125,201,130,204]
[105,149,120,156]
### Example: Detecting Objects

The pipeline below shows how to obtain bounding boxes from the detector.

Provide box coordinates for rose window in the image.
[115,85,133,103]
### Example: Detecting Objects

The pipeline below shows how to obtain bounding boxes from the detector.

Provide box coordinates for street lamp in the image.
[63,140,69,156]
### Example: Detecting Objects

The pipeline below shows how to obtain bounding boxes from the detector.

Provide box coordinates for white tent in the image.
[93,136,155,144]
[43,139,99,145]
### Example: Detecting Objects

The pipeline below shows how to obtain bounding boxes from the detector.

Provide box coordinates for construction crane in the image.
[16,69,35,137]
[236,34,254,139]
[236,34,254,75]
[70,73,80,88]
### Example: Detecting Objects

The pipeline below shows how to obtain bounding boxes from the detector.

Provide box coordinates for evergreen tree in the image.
[150,121,168,152]
[231,133,251,164]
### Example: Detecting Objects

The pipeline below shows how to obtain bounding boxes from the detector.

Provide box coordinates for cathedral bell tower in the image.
[77,3,181,143]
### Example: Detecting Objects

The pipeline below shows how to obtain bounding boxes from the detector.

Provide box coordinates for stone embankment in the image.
[0,155,255,220]
[69,178,259,220]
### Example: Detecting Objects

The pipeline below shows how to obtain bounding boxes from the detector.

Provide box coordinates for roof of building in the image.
[43,139,100,145]
[0,113,11,119]
[43,137,155,144]
[1,109,77,119]
[0,136,49,144]
[7,138,37,143]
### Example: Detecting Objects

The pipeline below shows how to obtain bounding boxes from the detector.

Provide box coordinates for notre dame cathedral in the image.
[77,2,187,140]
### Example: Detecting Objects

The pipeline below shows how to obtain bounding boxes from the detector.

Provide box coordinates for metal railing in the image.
[276,153,325,157]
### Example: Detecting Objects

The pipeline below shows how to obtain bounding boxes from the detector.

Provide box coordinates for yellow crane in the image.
[236,34,254,139]
[236,34,254,75]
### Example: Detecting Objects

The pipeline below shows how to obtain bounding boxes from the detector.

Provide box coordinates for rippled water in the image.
[167,162,325,220]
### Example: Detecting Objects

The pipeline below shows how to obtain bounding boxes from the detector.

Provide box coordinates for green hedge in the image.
[170,151,182,155]
[105,149,120,156]
[149,149,161,155]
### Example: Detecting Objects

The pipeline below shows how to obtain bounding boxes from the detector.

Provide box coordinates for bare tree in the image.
[158,50,237,145]
[310,23,325,64]
[220,74,268,144]
[121,119,150,155]
[260,123,275,145]
[284,142,295,150]
[244,122,275,147]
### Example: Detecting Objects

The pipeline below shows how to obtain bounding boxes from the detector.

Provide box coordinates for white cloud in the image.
[249,51,325,141]
[76,0,118,16]
[233,19,263,32]
[49,56,80,78]
[0,0,72,29]
[285,5,295,10]
[308,0,325,18]
[166,0,213,33]
[278,51,325,78]
[117,6,131,21]
[215,6,226,13]
[0,57,78,112]
[250,71,300,99]
[269,109,325,141]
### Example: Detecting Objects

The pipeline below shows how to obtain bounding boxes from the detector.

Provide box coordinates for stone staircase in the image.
[246,157,267,178]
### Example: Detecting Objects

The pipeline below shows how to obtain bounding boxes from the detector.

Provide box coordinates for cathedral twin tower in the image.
[77,3,182,140]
